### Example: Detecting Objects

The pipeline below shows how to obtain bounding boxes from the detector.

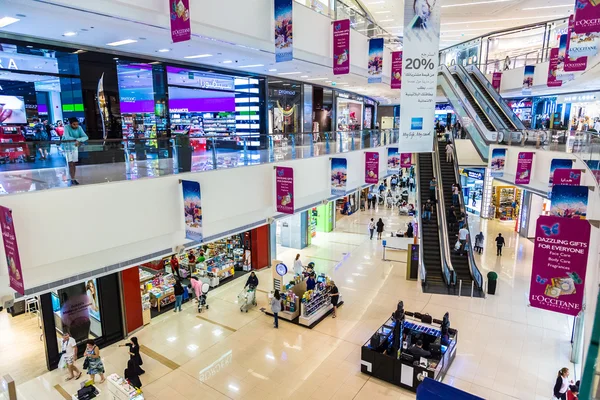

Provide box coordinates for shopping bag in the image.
[58,354,66,369]
[454,240,461,251]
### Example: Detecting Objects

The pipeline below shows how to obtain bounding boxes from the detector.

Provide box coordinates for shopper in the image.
[376,218,384,240]
[458,226,469,255]
[34,118,50,160]
[422,199,434,222]
[567,381,580,400]
[471,191,477,207]
[293,254,303,276]
[447,206,457,231]
[84,339,105,384]
[187,250,196,271]
[474,232,484,254]
[367,192,373,209]
[62,117,88,186]
[119,337,144,374]
[61,332,82,381]
[429,177,437,201]
[406,222,414,238]
[306,273,317,291]
[452,184,459,206]
[445,142,454,163]
[368,218,375,240]
[495,233,505,256]
[173,279,184,312]
[124,358,142,388]
[270,290,282,329]
[408,176,415,192]
[188,276,203,301]
[170,255,181,279]
[245,271,259,288]
[197,250,206,263]
[328,281,340,318]
[391,175,398,190]
[554,368,574,400]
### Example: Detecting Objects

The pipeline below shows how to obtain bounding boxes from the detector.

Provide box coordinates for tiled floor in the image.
[7,202,576,400]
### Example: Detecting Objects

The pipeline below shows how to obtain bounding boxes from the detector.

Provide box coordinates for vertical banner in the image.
[333,19,350,75]
[522,66,535,95]
[547,48,563,88]
[365,152,380,184]
[367,38,384,84]
[515,152,534,184]
[490,148,506,177]
[169,0,191,43]
[529,216,590,316]
[573,0,600,34]
[276,166,294,214]
[331,158,348,196]
[551,185,588,219]
[401,153,413,168]
[391,51,403,89]
[491,72,502,92]
[569,14,599,58]
[399,0,441,152]
[549,159,574,196]
[556,35,575,81]
[181,180,203,242]
[387,148,400,174]
[0,206,24,295]
[553,169,582,186]
[274,0,293,63]
[565,15,589,72]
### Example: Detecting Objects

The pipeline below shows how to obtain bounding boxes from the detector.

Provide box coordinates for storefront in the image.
[267,78,302,134]
[336,92,363,131]
[504,97,532,127]
[557,92,600,131]
[459,168,485,216]
[517,190,551,238]
[440,38,481,68]
[312,86,333,132]
[492,181,522,221]
[363,97,377,130]
[435,103,455,128]
[532,96,558,129]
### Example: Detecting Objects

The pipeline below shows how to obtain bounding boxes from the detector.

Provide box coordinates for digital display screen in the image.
[0,95,26,124]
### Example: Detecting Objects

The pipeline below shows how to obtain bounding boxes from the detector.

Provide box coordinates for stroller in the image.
[386,196,393,208]
[197,282,210,313]
[238,285,257,313]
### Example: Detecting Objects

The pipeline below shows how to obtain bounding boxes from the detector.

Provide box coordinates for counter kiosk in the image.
[360,302,457,393]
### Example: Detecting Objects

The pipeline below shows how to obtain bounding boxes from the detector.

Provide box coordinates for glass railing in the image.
[0,129,398,195]
[414,157,427,285]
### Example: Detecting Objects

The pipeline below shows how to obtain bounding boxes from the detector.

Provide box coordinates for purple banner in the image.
[391,51,402,89]
[529,216,590,316]
[492,72,502,92]
[365,152,379,184]
[169,0,191,43]
[333,19,350,75]
[553,168,581,186]
[0,206,24,295]
[515,152,534,184]
[573,0,600,34]
[400,153,412,168]
[566,15,589,71]
[547,48,563,87]
[276,167,294,214]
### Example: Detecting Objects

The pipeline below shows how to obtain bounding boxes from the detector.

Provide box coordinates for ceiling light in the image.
[63,31,77,37]
[166,336,177,342]
[379,19,394,22]
[0,17,20,29]
[522,4,572,10]
[442,15,559,25]
[72,50,86,54]
[113,57,119,60]
[238,64,264,68]
[301,75,309,78]
[184,54,212,59]
[442,0,511,7]
[269,68,277,72]
[187,344,199,351]
[374,10,391,14]
[106,39,137,46]
[306,77,329,81]
[278,71,303,75]
[368,1,385,4]
[157,48,170,53]
[222,60,233,64]
[269,80,284,83]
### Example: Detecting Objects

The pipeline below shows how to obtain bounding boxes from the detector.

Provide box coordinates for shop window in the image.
[268,79,301,134]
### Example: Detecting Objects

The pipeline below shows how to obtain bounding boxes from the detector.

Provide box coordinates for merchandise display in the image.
[139,271,176,312]
[494,186,521,220]
[107,373,144,400]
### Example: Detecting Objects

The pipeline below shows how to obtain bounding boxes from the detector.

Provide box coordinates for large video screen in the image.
[0,95,26,124]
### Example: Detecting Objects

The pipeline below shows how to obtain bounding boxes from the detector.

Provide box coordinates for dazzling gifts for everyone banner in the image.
[367,38,384,83]
[0,206,24,295]
[331,158,348,196]
[529,216,590,316]
[391,51,403,89]
[550,185,588,219]
[169,0,191,43]
[181,180,203,242]
[387,148,400,174]
[276,166,294,214]
[365,152,379,184]
[274,0,293,62]
[515,152,534,184]
[548,159,573,196]
[333,19,350,75]
[522,66,535,95]
[492,72,502,92]
[490,148,506,177]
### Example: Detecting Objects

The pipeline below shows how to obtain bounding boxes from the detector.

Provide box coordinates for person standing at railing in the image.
[62,117,89,186]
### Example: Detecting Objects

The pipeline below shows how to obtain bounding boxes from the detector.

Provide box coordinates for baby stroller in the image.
[378,195,385,206]
[386,196,393,208]
[238,285,257,312]
[197,282,210,313]
[401,189,409,202]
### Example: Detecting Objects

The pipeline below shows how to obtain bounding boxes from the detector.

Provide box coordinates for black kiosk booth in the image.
[360,302,457,392]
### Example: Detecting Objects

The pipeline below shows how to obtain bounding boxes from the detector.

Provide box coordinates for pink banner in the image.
[333,19,350,75]
[365,152,379,184]
[515,152,534,184]
[492,72,502,92]
[400,153,412,168]
[0,206,24,295]
[169,0,191,43]
[566,15,589,71]
[276,167,294,214]
[547,48,563,87]
[553,168,582,186]
[391,51,402,89]
[573,0,600,34]
[529,216,590,316]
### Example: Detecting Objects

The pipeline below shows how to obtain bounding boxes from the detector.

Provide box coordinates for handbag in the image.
[421,314,433,324]
[83,357,90,370]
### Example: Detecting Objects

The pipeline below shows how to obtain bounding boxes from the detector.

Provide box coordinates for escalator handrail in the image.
[415,155,427,285]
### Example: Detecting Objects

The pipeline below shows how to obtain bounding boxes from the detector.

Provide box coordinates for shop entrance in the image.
[460,168,485,216]
[336,98,363,131]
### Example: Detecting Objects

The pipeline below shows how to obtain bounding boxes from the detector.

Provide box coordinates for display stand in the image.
[106,374,144,400]
[299,294,342,327]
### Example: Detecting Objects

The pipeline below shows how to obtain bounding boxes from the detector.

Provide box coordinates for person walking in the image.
[173,279,184,312]
[406,222,414,238]
[119,337,144,374]
[554,368,574,400]
[495,233,505,256]
[62,117,88,186]
[368,218,375,240]
[422,199,434,222]
[329,281,340,318]
[293,254,303,276]
[245,271,259,288]
[458,226,469,255]
[474,231,484,254]
[429,177,437,201]
[170,255,181,279]
[367,191,373,209]
[409,176,415,192]
[124,358,142,388]
[61,332,82,381]
[445,142,454,163]
[84,339,105,384]
[376,218,385,240]
[270,290,282,328]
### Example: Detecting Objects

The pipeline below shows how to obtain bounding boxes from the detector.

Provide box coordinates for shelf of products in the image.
[141,272,176,312]
[107,373,144,400]
[301,281,331,318]
[494,186,521,220]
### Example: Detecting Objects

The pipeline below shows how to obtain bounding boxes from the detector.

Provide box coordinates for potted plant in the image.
[487,271,498,295]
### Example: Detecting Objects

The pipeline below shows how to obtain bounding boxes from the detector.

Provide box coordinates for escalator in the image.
[451,74,496,132]
[469,73,517,130]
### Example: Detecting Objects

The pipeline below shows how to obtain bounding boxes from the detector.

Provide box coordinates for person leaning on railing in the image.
[62,117,89,186]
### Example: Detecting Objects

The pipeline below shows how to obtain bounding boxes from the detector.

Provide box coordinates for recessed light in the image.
[522,4,571,9]
[73,50,86,54]
[113,57,119,60]
[26,45,33,48]
[301,75,309,78]
[238,64,264,68]
[222,60,233,64]
[0,17,20,28]
[442,0,511,7]
[184,54,212,59]
[106,39,137,46]
[278,71,303,75]
[269,68,277,72]
[306,77,329,81]
[374,10,391,14]
[157,48,170,53]
[63,32,77,37]
[379,19,394,22]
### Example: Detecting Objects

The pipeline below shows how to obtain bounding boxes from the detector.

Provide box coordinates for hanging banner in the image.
[367,38,384,83]
[276,166,294,214]
[557,35,575,81]
[549,159,573,196]
[391,51,403,89]
[181,180,203,242]
[551,185,588,219]
[573,0,600,34]
[491,72,502,92]
[0,206,24,295]
[333,19,350,75]
[331,158,348,196]
[387,148,400,174]
[547,48,563,88]
[515,152,534,184]
[365,152,380,184]
[529,215,590,316]
[274,0,293,63]
[522,66,535,95]
[401,153,413,168]
[565,15,589,71]
[553,169,582,186]
[169,0,191,43]
[490,148,506,177]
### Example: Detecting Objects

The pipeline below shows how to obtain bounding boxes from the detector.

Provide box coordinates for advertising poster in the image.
[0,206,24,295]
[399,0,441,152]
[169,0,191,43]
[565,15,589,71]
[550,185,588,219]
[573,0,600,34]
[333,19,350,75]
[365,152,379,184]
[367,38,384,83]
[548,159,573,196]
[529,215,590,316]
[515,152,534,184]
[0,95,26,124]
[553,169,582,186]
[401,153,413,168]
[181,180,203,242]
[391,51,403,89]
[492,72,502,92]
[522,65,535,95]
[331,158,347,196]
[490,148,506,177]
[556,35,575,81]
[276,166,294,214]
[547,48,563,88]
[387,148,400,174]
[274,0,293,63]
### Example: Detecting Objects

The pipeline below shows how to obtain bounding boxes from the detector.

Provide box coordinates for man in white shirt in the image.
[368,218,375,240]
[458,227,469,255]
[62,332,82,381]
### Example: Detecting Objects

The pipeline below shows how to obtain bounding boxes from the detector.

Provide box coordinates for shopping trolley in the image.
[238,285,257,313]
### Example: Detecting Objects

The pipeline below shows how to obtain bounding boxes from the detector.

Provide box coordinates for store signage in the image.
[181,180,203,242]
[338,92,350,99]
[167,67,235,91]
[551,185,588,219]
[401,153,412,169]
[492,72,502,92]
[0,206,24,295]
[169,0,191,43]
[515,152,534,184]
[490,148,506,178]
[391,51,402,89]
[553,169,582,186]
[522,66,535,95]
[0,51,59,74]
[529,216,590,316]
[331,158,347,196]
[275,263,288,276]
[463,169,483,180]
[561,93,597,102]
[549,159,574,197]
[365,152,379,184]
[367,38,384,84]
[276,89,296,96]
[333,19,350,75]
[387,148,400,174]
[274,0,293,63]
[547,48,563,88]
[275,166,294,214]
[364,98,376,106]
[573,0,600,34]
[399,0,441,152]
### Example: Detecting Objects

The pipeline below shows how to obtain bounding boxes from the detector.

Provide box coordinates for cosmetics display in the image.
[298,276,340,327]
[107,373,144,400]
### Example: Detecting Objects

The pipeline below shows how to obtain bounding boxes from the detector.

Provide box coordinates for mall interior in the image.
[0,0,599,399]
